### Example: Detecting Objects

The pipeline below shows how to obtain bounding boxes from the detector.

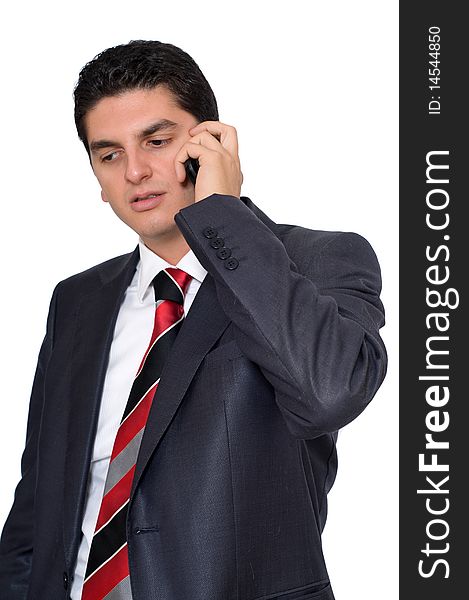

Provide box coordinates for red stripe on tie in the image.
[81,543,129,600]
[95,465,136,532]
[136,301,182,375]
[110,384,157,461]
[167,266,192,292]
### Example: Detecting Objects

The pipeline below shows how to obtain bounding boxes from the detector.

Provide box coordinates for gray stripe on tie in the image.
[104,428,145,495]
[103,574,133,600]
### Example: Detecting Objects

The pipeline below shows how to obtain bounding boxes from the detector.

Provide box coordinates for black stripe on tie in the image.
[85,502,128,579]
[121,319,182,422]
[153,270,184,303]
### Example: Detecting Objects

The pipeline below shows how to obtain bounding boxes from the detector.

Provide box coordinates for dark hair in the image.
[74,40,219,153]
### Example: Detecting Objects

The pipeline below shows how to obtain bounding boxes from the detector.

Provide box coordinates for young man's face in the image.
[84,86,199,257]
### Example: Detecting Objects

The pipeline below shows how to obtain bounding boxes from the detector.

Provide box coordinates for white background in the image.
[0,1,398,598]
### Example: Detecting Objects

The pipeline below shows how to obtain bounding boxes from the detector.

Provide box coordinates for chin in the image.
[139,225,177,241]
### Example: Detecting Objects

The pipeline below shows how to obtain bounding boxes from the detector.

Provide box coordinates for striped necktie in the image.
[82,267,193,600]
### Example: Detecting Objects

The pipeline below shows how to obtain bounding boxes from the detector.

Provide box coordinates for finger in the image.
[174,142,217,183]
[189,131,227,153]
[174,143,193,183]
[189,121,239,158]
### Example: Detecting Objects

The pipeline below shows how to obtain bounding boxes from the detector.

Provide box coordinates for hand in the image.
[175,121,243,202]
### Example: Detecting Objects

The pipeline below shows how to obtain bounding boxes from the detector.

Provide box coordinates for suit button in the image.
[224,257,239,270]
[210,237,225,249]
[63,572,69,590]
[202,226,218,239]
[217,247,232,260]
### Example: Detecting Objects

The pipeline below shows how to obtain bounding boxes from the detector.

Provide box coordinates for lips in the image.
[132,191,165,203]
[130,192,166,213]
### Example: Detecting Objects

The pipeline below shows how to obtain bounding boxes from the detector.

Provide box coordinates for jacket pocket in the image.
[254,581,333,600]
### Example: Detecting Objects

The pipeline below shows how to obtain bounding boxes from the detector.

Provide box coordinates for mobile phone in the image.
[184,158,199,185]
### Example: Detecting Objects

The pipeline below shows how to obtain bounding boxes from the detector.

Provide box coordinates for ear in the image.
[101,190,109,203]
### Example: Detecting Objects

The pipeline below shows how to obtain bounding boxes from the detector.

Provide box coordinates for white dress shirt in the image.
[70,240,207,599]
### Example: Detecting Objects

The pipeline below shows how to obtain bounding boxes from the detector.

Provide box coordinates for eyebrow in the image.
[89,118,179,153]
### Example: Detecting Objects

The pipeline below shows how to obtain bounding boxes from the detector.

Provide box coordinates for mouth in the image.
[131,192,165,203]
[130,191,166,213]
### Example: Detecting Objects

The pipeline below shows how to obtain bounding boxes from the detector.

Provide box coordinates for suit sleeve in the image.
[175,194,388,438]
[0,286,58,599]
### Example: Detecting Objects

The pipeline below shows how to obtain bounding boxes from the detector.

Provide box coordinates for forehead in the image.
[84,86,194,141]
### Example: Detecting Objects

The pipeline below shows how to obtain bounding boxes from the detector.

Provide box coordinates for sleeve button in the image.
[210,237,225,249]
[202,226,218,239]
[216,247,232,260]
[224,257,239,270]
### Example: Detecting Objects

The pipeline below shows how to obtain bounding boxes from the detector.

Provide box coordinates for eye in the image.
[149,138,170,148]
[101,150,120,163]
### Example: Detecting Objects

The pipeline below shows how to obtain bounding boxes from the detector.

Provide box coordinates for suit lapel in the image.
[63,249,139,566]
[131,273,230,497]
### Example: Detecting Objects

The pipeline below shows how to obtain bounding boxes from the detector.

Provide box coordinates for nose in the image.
[125,148,152,184]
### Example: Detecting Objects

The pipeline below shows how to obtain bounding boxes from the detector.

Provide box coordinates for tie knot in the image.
[152,267,193,304]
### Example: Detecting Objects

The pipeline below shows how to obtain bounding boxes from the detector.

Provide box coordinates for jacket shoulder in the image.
[55,250,137,297]
[276,223,379,276]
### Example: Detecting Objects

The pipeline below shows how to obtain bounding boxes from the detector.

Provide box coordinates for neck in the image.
[142,235,191,265]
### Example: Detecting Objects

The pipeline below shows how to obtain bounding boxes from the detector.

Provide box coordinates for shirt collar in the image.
[136,239,207,303]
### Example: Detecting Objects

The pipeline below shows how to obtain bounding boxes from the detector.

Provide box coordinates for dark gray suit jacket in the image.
[0,194,387,600]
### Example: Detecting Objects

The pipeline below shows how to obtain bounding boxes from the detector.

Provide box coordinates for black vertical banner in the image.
[400,3,467,599]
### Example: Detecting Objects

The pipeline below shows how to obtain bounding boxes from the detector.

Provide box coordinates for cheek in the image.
[160,153,178,177]
[98,171,124,196]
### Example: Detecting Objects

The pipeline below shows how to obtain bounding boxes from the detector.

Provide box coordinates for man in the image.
[0,40,387,600]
